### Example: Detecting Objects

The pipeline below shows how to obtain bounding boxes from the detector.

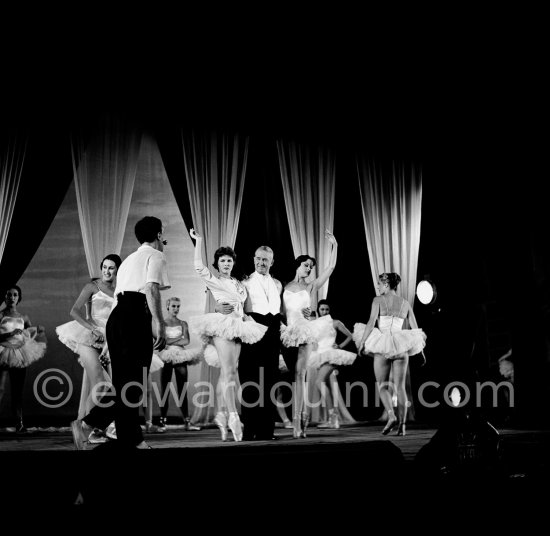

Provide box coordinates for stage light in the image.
[416,278,437,305]
[450,387,461,407]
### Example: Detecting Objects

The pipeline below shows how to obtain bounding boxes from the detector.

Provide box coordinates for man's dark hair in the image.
[135,217,162,244]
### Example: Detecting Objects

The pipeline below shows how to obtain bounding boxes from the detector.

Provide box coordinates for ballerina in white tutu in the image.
[280,229,338,438]
[354,272,426,436]
[55,254,121,442]
[156,296,202,432]
[308,299,356,429]
[0,285,47,432]
[189,229,267,442]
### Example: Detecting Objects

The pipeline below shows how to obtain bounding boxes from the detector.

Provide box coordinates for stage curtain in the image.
[71,114,142,419]
[276,140,355,424]
[181,130,249,424]
[0,133,27,266]
[357,158,423,419]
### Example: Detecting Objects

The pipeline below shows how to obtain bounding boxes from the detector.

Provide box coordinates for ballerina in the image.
[353,272,426,436]
[0,284,47,432]
[188,229,267,442]
[308,299,356,429]
[280,229,338,438]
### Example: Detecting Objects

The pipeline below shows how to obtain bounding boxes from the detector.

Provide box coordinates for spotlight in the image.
[416,277,437,305]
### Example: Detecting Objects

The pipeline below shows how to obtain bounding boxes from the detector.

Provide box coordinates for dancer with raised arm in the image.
[189,229,267,442]
[354,272,426,436]
[280,230,338,438]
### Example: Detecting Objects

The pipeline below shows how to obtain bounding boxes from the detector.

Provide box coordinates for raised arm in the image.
[190,228,208,273]
[359,299,380,353]
[334,319,353,349]
[311,230,338,291]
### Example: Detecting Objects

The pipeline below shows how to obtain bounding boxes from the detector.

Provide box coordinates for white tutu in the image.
[56,320,104,353]
[308,347,357,369]
[157,345,203,365]
[280,315,329,348]
[353,322,426,359]
[150,353,164,373]
[0,328,47,368]
[204,344,221,368]
[189,313,267,344]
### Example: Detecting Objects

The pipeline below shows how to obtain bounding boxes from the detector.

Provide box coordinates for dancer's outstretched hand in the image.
[325,229,337,244]
[190,228,201,240]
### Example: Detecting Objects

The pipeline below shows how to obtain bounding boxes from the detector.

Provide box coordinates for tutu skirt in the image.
[0,330,47,368]
[150,353,164,373]
[189,313,267,345]
[308,347,357,369]
[157,345,203,365]
[56,320,104,353]
[280,316,329,348]
[353,322,426,359]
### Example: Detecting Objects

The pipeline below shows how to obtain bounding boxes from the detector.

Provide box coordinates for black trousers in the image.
[84,292,153,448]
[238,312,281,439]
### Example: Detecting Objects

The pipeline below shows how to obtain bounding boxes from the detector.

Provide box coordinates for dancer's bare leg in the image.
[374,354,397,434]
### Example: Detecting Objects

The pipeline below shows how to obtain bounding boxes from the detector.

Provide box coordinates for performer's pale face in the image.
[296,259,314,279]
[101,260,118,283]
[167,300,181,317]
[217,255,234,276]
[318,304,330,317]
[378,279,389,295]
[254,249,274,275]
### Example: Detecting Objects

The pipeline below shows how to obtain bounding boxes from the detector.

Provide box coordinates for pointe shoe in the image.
[292,416,302,438]
[381,415,398,435]
[214,412,228,441]
[329,411,340,430]
[228,412,243,442]
[283,419,294,429]
[301,412,310,438]
[396,423,406,436]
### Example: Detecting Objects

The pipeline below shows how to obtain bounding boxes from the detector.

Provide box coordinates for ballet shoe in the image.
[214,412,228,441]
[228,412,243,442]
[292,416,302,438]
[396,423,406,436]
[301,412,310,438]
[330,411,340,430]
[381,415,398,435]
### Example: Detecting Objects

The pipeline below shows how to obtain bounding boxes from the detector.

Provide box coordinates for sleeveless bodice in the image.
[316,315,337,353]
[378,315,404,333]
[283,289,311,325]
[165,325,183,339]
[0,316,24,335]
[90,290,114,327]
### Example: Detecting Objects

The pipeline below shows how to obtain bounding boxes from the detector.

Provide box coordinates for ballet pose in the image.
[188,229,267,442]
[157,296,202,432]
[308,299,356,429]
[0,285,47,432]
[280,229,338,438]
[354,272,426,436]
[56,254,121,442]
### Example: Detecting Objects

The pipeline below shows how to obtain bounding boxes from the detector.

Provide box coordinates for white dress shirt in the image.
[244,272,281,315]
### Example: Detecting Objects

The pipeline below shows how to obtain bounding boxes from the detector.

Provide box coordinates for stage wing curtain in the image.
[181,130,249,424]
[357,158,423,419]
[71,115,142,419]
[72,115,142,277]
[276,141,336,306]
[277,141,355,424]
[0,133,27,266]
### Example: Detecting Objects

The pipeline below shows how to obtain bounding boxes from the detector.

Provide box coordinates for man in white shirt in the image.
[238,246,282,440]
[71,216,170,450]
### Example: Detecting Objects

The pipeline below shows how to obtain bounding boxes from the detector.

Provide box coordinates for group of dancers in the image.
[0,215,427,448]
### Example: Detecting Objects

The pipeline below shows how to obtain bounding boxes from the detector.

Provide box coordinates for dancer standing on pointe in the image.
[188,229,267,442]
[308,299,356,429]
[353,272,426,436]
[280,229,338,438]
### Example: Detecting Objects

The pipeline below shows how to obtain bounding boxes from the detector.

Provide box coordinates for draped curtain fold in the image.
[277,141,354,424]
[276,141,335,305]
[357,157,423,419]
[71,115,142,419]
[72,115,143,277]
[181,130,249,424]
[0,133,27,265]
